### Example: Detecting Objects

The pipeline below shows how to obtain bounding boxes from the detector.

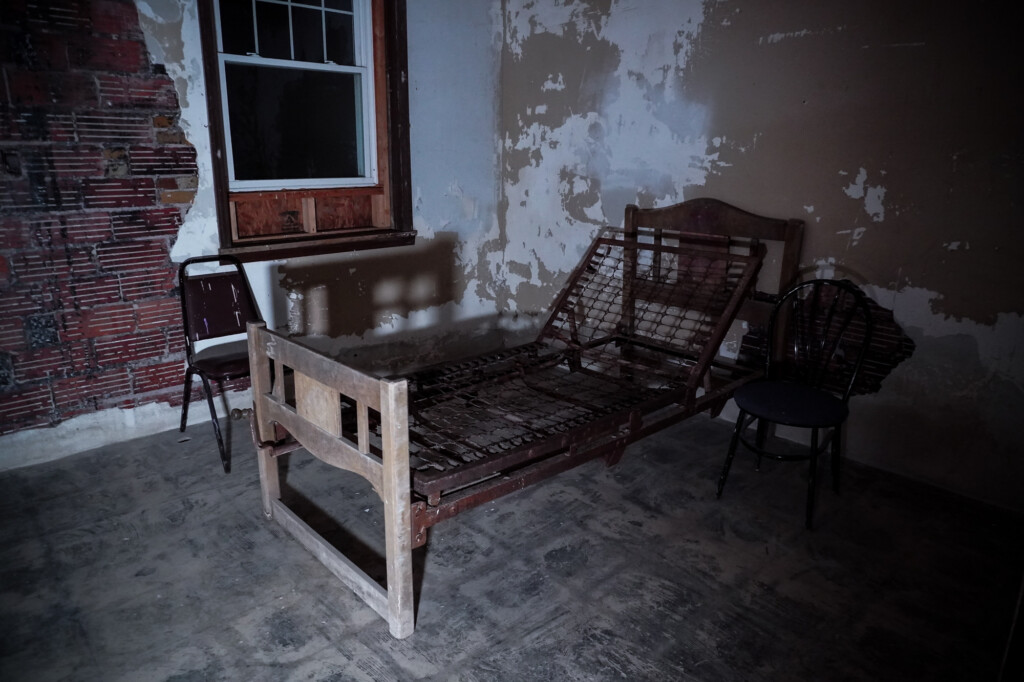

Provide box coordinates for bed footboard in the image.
[247,321,415,639]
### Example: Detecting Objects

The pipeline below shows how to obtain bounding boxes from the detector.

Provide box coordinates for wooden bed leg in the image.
[256,441,280,519]
[380,379,415,639]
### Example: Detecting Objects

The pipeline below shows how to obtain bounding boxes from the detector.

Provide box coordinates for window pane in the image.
[256,2,290,60]
[325,0,352,11]
[219,0,255,55]
[292,7,324,63]
[293,0,322,6]
[225,64,362,181]
[325,11,354,65]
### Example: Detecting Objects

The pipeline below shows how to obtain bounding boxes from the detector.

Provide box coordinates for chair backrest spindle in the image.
[768,279,874,402]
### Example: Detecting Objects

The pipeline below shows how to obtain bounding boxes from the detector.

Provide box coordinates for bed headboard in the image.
[625,197,804,294]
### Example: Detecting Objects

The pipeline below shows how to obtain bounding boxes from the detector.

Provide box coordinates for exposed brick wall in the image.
[0,0,239,436]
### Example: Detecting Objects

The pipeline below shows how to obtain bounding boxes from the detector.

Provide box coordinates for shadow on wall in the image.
[275,232,463,339]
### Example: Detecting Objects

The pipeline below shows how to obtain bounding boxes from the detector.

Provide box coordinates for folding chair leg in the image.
[717,409,746,498]
[200,374,230,473]
[806,428,820,529]
[180,369,194,432]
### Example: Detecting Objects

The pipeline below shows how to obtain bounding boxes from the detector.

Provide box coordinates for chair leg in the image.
[806,427,820,529]
[754,417,767,471]
[180,369,194,432]
[199,374,231,474]
[718,409,746,498]
[831,424,843,493]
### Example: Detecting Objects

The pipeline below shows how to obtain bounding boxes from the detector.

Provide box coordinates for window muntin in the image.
[214,0,374,191]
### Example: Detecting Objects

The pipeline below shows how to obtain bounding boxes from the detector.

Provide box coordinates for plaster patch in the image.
[762,29,813,44]
[813,257,837,279]
[505,1,607,60]
[843,167,886,222]
[864,284,1024,381]
[542,73,566,91]
[760,26,846,45]
[136,1,219,262]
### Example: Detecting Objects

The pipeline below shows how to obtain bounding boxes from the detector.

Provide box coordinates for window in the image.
[199,0,414,260]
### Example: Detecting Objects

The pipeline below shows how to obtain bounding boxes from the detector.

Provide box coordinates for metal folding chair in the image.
[179,255,262,472]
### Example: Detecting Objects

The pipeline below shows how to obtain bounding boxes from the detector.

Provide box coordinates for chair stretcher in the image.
[247,198,804,638]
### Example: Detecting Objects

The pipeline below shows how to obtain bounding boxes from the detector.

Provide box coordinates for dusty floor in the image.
[1,413,1021,681]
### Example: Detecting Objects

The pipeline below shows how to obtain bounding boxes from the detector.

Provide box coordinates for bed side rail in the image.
[247,321,415,639]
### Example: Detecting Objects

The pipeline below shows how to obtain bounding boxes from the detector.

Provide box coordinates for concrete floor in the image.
[1,413,1021,681]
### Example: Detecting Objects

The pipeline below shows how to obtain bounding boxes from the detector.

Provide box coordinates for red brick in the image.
[94,329,167,366]
[0,110,79,143]
[135,297,180,331]
[132,359,183,395]
[152,115,176,129]
[159,189,195,205]
[31,212,113,246]
[166,333,185,357]
[23,1,90,31]
[27,34,72,70]
[0,287,49,318]
[75,113,154,144]
[0,254,10,284]
[0,317,26,351]
[0,176,83,212]
[11,342,93,381]
[0,28,69,70]
[91,0,144,39]
[120,269,176,301]
[68,36,145,74]
[82,177,155,209]
[52,368,132,412]
[111,207,182,239]
[11,347,65,381]
[6,71,98,108]
[97,74,178,110]
[61,275,123,307]
[9,249,97,285]
[129,146,198,176]
[67,341,96,376]
[0,217,31,249]
[78,303,136,338]
[96,239,168,273]
[18,147,107,180]
[0,383,54,433]
[57,310,88,343]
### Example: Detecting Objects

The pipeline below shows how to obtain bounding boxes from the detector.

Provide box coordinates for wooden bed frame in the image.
[247,198,804,638]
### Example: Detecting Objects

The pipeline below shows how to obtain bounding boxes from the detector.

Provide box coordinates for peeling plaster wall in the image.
[497,0,1023,511]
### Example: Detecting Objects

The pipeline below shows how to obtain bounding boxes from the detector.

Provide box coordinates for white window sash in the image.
[214,0,377,192]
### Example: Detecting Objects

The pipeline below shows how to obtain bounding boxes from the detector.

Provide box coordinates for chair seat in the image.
[734,380,848,428]
[192,351,251,381]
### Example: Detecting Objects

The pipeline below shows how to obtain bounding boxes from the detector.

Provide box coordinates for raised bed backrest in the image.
[538,235,765,391]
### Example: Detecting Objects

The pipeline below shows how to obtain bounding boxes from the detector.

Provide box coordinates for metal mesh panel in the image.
[406,235,762,485]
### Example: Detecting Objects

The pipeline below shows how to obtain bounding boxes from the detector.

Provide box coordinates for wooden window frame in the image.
[198,0,414,262]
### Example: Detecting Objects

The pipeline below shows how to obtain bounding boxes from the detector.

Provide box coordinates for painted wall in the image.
[2,0,1020,512]
[491,0,1023,510]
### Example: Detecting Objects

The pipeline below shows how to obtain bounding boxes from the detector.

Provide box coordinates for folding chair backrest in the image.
[179,256,262,349]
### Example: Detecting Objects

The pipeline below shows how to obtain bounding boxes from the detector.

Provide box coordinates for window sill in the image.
[219,227,416,263]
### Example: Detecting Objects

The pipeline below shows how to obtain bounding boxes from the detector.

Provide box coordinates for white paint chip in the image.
[843,167,886,222]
